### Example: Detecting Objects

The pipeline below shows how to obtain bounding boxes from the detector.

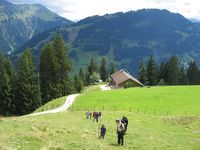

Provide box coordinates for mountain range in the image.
[0,0,73,54]
[1,0,200,75]
[15,9,200,75]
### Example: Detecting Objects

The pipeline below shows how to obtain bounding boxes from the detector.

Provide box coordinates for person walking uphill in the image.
[99,124,106,139]
[116,119,125,145]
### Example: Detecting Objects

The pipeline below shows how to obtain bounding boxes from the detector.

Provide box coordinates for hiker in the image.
[93,111,96,121]
[116,119,125,145]
[89,112,92,119]
[98,111,102,120]
[121,116,128,134]
[94,112,99,122]
[86,111,90,119]
[99,124,106,139]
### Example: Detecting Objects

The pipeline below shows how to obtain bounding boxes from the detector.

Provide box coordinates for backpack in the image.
[118,122,125,132]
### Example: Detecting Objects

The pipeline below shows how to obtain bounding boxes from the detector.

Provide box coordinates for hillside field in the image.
[0,85,200,150]
[72,86,200,115]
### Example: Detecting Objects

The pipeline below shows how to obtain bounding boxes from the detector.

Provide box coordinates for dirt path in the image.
[24,94,80,117]
[100,84,111,91]
[23,84,110,117]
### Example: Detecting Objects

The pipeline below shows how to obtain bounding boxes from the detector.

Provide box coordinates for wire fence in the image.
[68,105,199,116]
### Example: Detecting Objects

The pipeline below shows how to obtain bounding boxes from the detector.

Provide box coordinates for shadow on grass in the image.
[109,143,120,147]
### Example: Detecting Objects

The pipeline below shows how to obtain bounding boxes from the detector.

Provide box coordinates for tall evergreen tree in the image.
[40,43,58,103]
[53,35,72,96]
[100,57,109,82]
[40,35,72,103]
[88,58,96,77]
[87,58,99,84]
[110,63,116,75]
[74,75,84,93]
[139,58,148,85]
[0,53,5,113]
[79,67,85,82]
[179,66,188,85]
[0,55,16,115]
[165,55,180,85]
[147,55,158,86]
[5,58,16,114]
[15,49,41,115]
[0,71,12,115]
[0,53,5,94]
[187,61,200,85]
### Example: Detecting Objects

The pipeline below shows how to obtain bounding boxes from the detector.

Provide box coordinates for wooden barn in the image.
[110,70,144,88]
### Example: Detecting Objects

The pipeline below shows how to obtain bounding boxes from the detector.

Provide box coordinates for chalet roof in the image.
[111,70,144,86]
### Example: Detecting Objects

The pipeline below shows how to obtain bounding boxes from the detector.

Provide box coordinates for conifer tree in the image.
[100,57,109,82]
[147,55,158,86]
[187,61,200,85]
[139,58,148,85]
[179,66,188,85]
[0,71,12,115]
[53,35,72,96]
[110,63,116,75]
[0,55,16,115]
[88,58,96,77]
[165,55,180,85]
[79,67,85,82]
[40,35,72,102]
[4,58,16,114]
[0,53,5,113]
[15,49,41,115]
[0,53,5,95]
[74,75,84,92]
[40,43,58,103]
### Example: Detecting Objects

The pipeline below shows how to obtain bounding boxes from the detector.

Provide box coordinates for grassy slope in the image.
[0,85,200,149]
[73,86,200,115]
[34,96,67,113]
[0,111,199,150]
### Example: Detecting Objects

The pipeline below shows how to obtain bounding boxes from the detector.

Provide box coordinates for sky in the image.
[8,0,200,21]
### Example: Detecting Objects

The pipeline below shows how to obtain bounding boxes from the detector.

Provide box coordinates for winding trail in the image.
[24,94,80,117]
[100,84,111,91]
[23,84,110,117]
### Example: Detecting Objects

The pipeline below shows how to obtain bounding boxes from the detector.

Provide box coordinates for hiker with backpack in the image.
[116,119,126,145]
[121,116,128,134]
[93,112,99,122]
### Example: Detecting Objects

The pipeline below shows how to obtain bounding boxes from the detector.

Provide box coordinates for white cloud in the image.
[7,0,200,21]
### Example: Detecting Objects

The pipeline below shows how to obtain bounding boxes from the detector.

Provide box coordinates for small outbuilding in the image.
[110,70,144,88]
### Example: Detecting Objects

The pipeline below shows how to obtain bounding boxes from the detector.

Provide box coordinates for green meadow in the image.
[73,86,200,115]
[0,85,200,150]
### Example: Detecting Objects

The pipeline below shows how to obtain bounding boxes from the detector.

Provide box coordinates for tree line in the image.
[1,35,200,116]
[0,35,116,116]
[74,57,116,92]
[139,55,200,86]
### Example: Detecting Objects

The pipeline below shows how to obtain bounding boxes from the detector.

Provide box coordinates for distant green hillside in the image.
[16,9,200,75]
[0,0,73,54]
